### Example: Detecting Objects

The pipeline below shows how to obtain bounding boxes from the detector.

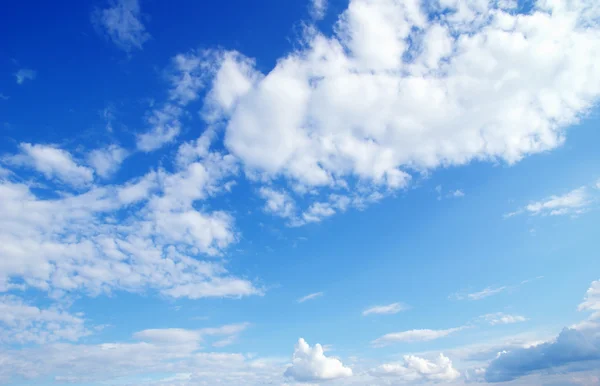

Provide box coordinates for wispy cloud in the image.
[297,292,323,303]
[310,0,328,20]
[14,69,36,84]
[372,327,466,347]
[93,0,150,52]
[480,313,528,326]
[505,186,593,218]
[363,302,409,316]
[451,277,543,301]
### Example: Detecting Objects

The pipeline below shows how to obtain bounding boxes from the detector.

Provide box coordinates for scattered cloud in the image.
[14,69,36,84]
[87,144,128,178]
[93,0,150,52]
[0,295,90,344]
[370,353,460,383]
[297,292,323,303]
[362,302,409,316]
[5,143,94,187]
[259,187,296,218]
[506,187,592,217]
[0,93,9,100]
[372,327,465,347]
[284,338,353,382]
[481,313,528,326]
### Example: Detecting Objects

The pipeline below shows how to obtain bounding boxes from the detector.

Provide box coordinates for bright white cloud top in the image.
[284,338,353,382]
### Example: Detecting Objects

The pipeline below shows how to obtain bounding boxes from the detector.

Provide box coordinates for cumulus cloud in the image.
[297,292,323,303]
[485,328,600,383]
[14,69,36,84]
[370,353,460,382]
[481,313,528,326]
[195,0,600,205]
[93,0,150,52]
[284,338,352,382]
[506,186,592,217]
[259,187,296,218]
[372,327,465,347]
[6,143,94,187]
[87,145,128,178]
[362,302,409,316]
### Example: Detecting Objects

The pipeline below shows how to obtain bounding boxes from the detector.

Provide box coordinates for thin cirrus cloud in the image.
[480,313,528,326]
[362,302,409,316]
[371,327,466,347]
[14,68,36,84]
[297,292,323,303]
[505,186,594,218]
[451,276,543,301]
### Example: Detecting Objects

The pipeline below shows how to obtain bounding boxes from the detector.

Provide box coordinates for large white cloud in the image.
[284,338,353,382]
[194,0,600,208]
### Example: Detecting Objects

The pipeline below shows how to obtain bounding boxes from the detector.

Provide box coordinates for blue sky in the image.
[1,0,600,385]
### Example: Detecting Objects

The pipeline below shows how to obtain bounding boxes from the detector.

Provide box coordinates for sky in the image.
[0,0,600,385]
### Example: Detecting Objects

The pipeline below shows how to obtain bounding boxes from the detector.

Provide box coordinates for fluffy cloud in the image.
[93,0,150,52]
[195,0,600,201]
[259,187,296,218]
[87,144,128,178]
[284,338,353,382]
[362,302,409,316]
[6,143,94,187]
[0,295,90,344]
[481,313,528,325]
[370,353,460,383]
[372,327,465,346]
[14,69,36,84]
[506,186,592,217]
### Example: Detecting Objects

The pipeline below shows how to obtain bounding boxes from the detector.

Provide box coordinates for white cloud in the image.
[525,187,590,216]
[372,327,464,347]
[14,69,36,84]
[362,302,409,316]
[297,292,323,303]
[0,140,260,299]
[370,353,460,382]
[136,104,182,152]
[87,145,128,178]
[451,189,465,198]
[481,313,528,325]
[463,286,508,300]
[0,295,90,344]
[6,143,94,187]
[259,187,296,218]
[197,0,600,200]
[93,0,150,52]
[284,338,352,382]
[579,280,600,312]
[310,0,328,20]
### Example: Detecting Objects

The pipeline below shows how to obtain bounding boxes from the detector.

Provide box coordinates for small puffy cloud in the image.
[14,69,36,84]
[284,338,352,382]
[506,187,591,217]
[481,313,528,326]
[370,353,460,383]
[362,302,409,316]
[93,0,150,52]
[259,187,296,218]
[372,327,465,347]
[7,143,94,187]
[87,145,128,178]
[579,280,600,312]
[297,292,323,303]
[485,328,600,383]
